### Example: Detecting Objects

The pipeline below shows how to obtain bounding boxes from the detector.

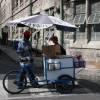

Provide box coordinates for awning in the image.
[73,14,86,25]
[88,13,100,24]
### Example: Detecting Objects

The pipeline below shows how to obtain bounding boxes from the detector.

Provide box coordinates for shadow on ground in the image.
[78,79,100,93]
[0,50,18,74]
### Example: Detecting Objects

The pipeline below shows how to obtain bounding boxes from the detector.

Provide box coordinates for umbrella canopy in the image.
[7,18,25,26]
[21,14,77,31]
[7,14,77,31]
[7,15,38,27]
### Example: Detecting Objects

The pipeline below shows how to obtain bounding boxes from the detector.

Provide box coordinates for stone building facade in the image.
[69,0,100,68]
[0,0,31,40]
[0,0,100,68]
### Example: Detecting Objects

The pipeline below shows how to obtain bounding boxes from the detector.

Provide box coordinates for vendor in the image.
[49,36,66,55]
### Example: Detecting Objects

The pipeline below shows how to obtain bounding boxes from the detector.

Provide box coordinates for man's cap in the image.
[23,30,31,38]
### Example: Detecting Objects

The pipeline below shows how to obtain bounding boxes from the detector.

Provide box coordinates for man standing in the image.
[17,30,38,88]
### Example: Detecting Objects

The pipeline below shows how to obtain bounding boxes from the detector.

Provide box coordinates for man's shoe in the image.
[17,85,24,89]
[17,83,24,89]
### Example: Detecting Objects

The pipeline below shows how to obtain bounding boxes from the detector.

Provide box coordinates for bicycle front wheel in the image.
[3,70,27,94]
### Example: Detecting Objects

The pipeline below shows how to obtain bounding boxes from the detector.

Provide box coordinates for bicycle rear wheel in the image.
[3,70,27,94]
[56,75,74,94]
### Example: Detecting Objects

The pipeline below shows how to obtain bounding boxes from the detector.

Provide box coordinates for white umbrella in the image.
[7,15,38,27]
[7,18,24,26]
[21,14,77,32]
[7,14,77,32]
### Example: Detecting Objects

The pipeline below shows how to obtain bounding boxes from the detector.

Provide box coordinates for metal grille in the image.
[91,25,100,41]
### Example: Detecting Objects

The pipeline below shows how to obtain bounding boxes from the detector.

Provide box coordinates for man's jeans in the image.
[17,63,35,86]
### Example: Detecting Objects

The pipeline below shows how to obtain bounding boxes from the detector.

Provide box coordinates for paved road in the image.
[0,51,60,99]
[7,94,100,100]
[0,50,100,100]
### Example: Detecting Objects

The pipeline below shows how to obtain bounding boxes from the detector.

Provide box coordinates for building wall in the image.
[32,0,56,14]
[67,0,100,68]
[0,0,12,39]
[0,0,31,40]
[0,0,58,42]
[0,0,100,68]
[0,0,12,25]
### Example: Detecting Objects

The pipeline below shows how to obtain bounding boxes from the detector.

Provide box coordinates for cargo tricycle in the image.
[3,14,78,94]
[3,52,76,94]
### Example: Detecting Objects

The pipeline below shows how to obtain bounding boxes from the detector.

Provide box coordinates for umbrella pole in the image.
[43,29,45,46]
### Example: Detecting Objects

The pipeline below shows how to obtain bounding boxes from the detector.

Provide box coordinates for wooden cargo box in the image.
[42,45,61,57]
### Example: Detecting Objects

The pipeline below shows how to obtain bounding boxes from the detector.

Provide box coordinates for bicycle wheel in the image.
[56,75,74,94]
[3,70,27,94]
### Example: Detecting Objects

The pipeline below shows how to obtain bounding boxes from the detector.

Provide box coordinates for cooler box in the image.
[44,56,74,81]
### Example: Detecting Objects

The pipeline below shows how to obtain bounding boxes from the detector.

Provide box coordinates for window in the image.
[74,2,86,41]
[74,2,86,25]
[76,25,85,40]
[45,9,49,15]
[49,7,54,16]
[16,0,18,7]
[45,7,54,16]
[91,24,100,41]
[12,0,16,10]
[37,32,40,39]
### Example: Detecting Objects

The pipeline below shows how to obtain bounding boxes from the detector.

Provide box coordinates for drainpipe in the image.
[60,0,64,46]
[10,1,14,43]
[70,0,76,42]
[86,0,90,43]
[30,0,33,16]
[30,0,33,42]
